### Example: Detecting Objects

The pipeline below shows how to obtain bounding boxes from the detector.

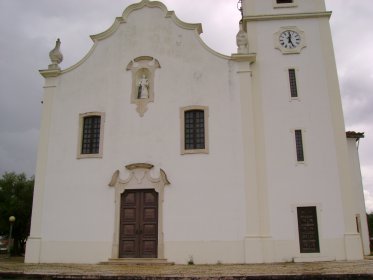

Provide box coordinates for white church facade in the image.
[25,0,370,264]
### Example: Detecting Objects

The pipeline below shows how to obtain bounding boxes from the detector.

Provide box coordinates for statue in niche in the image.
[127,56,161,117]
[137,74,149,99]
[236,21,249,54]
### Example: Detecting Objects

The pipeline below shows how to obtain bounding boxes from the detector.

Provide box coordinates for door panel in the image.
[297,206,320,253]
[119,189,158,258]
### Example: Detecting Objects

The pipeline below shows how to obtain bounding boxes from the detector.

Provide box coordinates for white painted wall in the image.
[244,0,365,262]
[28,3,247,264]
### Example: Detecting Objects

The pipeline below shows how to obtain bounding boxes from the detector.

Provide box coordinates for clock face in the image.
[279,30,301,49]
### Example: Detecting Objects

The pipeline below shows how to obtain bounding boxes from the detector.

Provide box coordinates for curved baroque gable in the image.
[57,0,229,76]
[90,0,202,42]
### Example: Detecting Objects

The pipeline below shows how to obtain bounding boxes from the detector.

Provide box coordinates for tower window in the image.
[277,0,293,3]
[288,69,298,98]
[180,106,209,154]
[273,0,297,8]
[295,129,304,162]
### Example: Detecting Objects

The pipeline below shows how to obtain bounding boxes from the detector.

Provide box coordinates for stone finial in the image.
[236,21,249,54]
[48,38,63,70]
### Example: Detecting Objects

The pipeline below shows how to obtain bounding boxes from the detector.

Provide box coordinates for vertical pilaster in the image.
[319,17,363,261]
[25,75,58,263]
[233,54,272,263]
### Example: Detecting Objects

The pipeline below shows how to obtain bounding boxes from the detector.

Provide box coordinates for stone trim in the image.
[108,164,170,260]
[274,26,306,55]
[127,57,161,117]
[244,11,331,22]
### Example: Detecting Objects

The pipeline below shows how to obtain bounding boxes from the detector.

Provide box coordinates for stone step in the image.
[100,258,174,265]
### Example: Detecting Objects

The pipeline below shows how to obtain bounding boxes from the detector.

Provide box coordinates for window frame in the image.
[273,0,297,8]
[77,112,105,159]
[288,68,299,100]
[180,106,209,155]
[294,129,305,163]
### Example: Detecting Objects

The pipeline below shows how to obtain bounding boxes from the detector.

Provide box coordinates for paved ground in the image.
[1,256,373,279]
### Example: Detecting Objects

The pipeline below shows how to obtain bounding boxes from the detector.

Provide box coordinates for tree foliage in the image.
[0,172,34,254]
[367,213,373,237]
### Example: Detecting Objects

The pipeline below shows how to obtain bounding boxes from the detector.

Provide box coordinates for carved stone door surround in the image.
[108,163,170,259]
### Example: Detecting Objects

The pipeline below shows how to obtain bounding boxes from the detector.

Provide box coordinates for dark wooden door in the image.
[119,189,158,258]
[297,206,320,253]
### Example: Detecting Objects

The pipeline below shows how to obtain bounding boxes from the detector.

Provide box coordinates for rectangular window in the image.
[185,110,205,150]
[295,129,304,162]
[82,116,101,154]
[297,207,320,253]
[273,0,297,8]
[277,0,293,3]
[180,106,209,154]
[288,69,298,98]
[78,112,105,158]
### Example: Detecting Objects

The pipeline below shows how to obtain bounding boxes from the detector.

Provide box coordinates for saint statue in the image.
[236,21,249,54]
[137,75,149,99]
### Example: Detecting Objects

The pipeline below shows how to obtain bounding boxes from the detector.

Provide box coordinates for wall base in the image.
[25,237,41,263]
[344,233,364,260]
[244,236,274,263]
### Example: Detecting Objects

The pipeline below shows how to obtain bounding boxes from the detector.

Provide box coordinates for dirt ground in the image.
[0,257,373,278]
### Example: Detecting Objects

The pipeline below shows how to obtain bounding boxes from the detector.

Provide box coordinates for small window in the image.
[288,69,298,98]
[277,0,293,3]
[273,0,297,8]
[294,129,304,162]
[180,106,209,154]
[297,206,320,253]
[78,112,105,158]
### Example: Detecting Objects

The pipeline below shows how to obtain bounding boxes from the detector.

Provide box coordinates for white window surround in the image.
[180,105,209,155]
[77,112,105,159]
[273,0,298,9]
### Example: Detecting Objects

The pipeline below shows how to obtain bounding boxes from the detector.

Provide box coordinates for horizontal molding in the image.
[244,11,332,22]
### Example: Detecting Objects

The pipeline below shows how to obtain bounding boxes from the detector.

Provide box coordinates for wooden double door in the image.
[119,189,158,258]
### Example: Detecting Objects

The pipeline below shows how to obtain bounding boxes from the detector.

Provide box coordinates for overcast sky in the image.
[0,0,372,211]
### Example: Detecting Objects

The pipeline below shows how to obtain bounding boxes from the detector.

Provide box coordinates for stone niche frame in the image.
[127,57,161,117]
[108,163,170,259]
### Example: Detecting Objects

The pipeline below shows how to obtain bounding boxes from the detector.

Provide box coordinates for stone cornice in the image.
[39,69,61,78]
[231,53,256,63]
[244,11,332,22]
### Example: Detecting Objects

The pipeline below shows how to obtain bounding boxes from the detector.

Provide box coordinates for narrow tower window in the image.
[295,129,304,162]
[277,0,293,3]
[288,69,298,98]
